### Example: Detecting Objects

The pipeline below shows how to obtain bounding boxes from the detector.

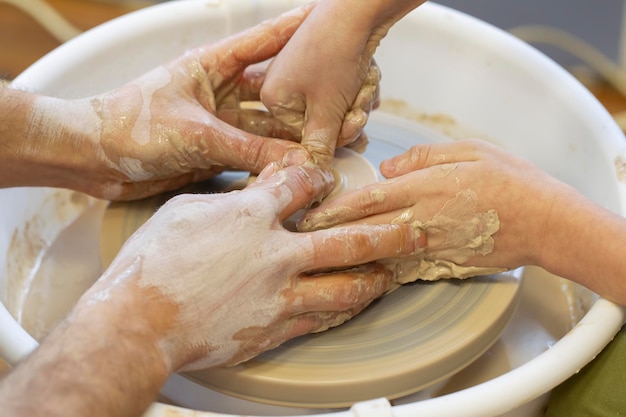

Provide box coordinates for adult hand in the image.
[299,139,568,271]
[86,4,321,200]
[3,4,316,201]
[0,159,423,417]
[78,162,424,371]
[261,0,426,168]
[302,138,626,304]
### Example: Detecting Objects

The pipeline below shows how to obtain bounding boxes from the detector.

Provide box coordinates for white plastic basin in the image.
[1,1,626,416]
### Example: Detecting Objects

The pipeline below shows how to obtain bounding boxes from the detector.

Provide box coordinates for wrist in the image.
[76,260,187,372]
[530,185,616,294]
[339,0,424,31]
[0,268,175,417]
[0,87,100,190]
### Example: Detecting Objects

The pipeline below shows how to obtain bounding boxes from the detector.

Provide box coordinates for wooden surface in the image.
[0,0,153,79]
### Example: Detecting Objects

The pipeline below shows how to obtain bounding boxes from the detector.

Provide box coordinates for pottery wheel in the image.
[99,112,522,409]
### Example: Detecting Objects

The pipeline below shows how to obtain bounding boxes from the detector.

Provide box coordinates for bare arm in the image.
[0,286,171,417]
[0,162,424,417]
[0,86,102,191]
[262,0,427,168]
[300,139,626,305]
[536,185,626,304]
[0,4,317,201]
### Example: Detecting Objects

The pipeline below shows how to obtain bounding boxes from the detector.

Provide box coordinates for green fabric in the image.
[545,324,626,416]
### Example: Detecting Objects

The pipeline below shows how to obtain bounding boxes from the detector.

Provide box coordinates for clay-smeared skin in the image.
[77,163,424,372]
[380,189,507,284]
[5,4,322,201]
[264,63,381,156]
[261,0,427,168]
[299,139,552,278]
[0,163,423,415]
[301,139,626,307]
[301,184,505,283]
[81,5,315,201]
[10,1,384,202]
[616,152,626,183]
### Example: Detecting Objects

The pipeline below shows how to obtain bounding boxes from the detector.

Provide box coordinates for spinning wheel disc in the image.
[187,272,520,408]
[99,112,522,409]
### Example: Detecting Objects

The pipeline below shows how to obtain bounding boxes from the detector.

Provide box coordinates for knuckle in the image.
[355,187,387,217]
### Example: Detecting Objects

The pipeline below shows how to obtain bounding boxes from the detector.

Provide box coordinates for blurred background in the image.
[2,0,626,123]
[439,0,624,71]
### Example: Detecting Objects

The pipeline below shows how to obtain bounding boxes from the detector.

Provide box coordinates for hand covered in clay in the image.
[299,139,573,279]
[76,163,424,371]
[3,4,316,201]
[261,0,426,167]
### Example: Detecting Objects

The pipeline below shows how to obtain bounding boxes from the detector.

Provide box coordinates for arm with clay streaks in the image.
[261,0,428,168]
[0,162,424,417]
[300,138,626,306]
[0,4,317,201]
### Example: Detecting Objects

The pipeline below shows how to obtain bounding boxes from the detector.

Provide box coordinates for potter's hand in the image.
[84,4,321,200]
[302,139,626,304]
[261,0,426,168]
[299,139,566,271]
[0,162,422,417]
[0,5,315,201]
[78,163,424,371]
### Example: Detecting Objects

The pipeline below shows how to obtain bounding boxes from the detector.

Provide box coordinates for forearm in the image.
[538,187,626,305]
[263,0,426,166]
[0,85,98,189]
[0,276,174,417]
[364,0,427,28]
[320,0,424,29]
[308,0,424,46]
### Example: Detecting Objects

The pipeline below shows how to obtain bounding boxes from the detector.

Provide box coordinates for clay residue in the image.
[433,162,458,179]
[4,190,105,340]
[379,99,493,142]
[616,151,626,183]
[384,258,504,285]
[380,189,506,286]
[5,225,46,320]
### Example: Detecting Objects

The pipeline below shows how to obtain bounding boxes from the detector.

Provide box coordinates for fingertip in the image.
[372,97,381,111]
[302,126,338,170]
[269,164,334,216]
[380,144,431,177]
[337,112,366,148]
[345,132,369,154]
[379,159,398,178]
